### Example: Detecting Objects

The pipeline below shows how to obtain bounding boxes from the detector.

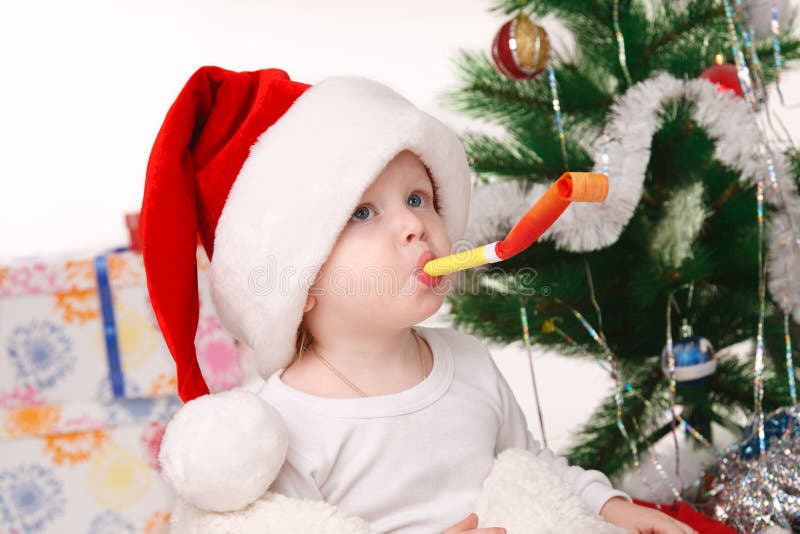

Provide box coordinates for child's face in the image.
[304,150,454,333]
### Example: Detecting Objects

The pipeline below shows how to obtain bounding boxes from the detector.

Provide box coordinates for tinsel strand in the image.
[612,0,633,86]
[553,299,664,501]
[755,177,767,457]
[547,66,569,170]
[769,0,786,104]
[663,293,683,497]
[519,302,549,448]
[543,319,701,500]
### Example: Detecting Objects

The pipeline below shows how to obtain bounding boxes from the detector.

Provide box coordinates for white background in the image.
[2,0,799,500]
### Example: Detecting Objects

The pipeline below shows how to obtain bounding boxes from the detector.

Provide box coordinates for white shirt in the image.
[260,325,629,533]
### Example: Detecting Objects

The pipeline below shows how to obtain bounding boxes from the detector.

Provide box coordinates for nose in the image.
[396,205,426,244]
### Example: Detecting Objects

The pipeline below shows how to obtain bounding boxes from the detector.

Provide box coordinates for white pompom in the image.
[159,389,288,512]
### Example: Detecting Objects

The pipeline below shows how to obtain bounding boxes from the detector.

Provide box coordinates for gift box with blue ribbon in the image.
[0,246,240,405]
[0,246,242,533]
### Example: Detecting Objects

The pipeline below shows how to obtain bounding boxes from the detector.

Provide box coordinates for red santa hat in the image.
[141,66,472,403]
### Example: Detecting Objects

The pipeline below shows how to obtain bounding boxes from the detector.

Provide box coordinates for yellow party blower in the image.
[423,172,608,276]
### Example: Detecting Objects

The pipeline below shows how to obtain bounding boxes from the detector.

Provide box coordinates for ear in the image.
[303,295,316,313]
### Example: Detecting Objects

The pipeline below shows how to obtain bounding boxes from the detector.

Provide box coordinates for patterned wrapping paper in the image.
[0,246,246,533]
[0,247,241,406]
[0,378,198,533]
[0,417,176,534]
[0,395,183,442]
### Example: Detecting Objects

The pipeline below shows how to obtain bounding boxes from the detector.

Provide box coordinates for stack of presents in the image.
[0,214,243,533]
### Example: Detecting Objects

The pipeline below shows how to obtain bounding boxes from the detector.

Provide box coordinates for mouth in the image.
[415,250,443,288]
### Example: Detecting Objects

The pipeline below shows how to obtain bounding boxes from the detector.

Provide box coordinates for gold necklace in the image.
[310,330,427,398]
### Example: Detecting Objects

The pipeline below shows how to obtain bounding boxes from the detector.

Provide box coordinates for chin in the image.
[369,295,441,328]
[414,290,447,318]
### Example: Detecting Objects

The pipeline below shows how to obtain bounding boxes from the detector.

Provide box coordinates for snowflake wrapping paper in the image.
[0,247,241,405]
[0,387,183,532]
[0,414,177,534]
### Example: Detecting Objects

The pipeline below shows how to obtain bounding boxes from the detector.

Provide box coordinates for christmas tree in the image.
[443,0,800,489]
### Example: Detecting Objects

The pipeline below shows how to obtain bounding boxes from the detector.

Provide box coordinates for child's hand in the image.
[600,497,698,534]
[443,513,506,534]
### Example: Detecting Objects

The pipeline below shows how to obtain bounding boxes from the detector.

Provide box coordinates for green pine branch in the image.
[565,361,667,479]
[442,52,614,125]
[756,36,800,84]
[631,2,726,80]
[460,132,557,182]
[445,0,800,480]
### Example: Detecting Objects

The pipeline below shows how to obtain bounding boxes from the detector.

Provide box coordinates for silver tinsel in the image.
[695,405,800,533]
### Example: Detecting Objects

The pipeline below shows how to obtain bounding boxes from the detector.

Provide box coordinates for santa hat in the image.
[141,66,472,403]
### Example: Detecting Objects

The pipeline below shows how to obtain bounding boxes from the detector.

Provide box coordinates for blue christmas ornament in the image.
[738,406,800,460]
[660,320,716,384]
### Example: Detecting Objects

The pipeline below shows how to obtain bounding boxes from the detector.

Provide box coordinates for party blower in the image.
[423,172,609,277]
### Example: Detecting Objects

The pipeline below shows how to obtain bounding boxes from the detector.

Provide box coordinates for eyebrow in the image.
[422,165,442,212]
[416,178,435,191]
[419,167,435,188]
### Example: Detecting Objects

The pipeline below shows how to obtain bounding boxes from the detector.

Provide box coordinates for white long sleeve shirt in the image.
[259,325,630,533]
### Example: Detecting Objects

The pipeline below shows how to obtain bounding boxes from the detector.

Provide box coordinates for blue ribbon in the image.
[95,253,125,398]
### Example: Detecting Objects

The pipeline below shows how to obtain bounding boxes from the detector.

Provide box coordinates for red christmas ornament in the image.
[699,59,744,99]
[492,12,550,80]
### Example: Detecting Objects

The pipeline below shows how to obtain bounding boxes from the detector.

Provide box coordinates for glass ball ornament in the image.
[491,12,550,80]
[660,320,716,384]
[699,53,744,99]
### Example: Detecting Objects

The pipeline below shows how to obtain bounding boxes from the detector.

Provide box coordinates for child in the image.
[141,66,696,534]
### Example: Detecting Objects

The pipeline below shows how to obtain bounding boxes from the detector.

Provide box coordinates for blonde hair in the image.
[293,320,313,364]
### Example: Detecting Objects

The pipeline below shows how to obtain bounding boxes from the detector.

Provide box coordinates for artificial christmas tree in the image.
[444,1,800,530]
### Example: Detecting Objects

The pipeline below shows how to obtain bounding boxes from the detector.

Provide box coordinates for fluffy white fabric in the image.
[475,448,626,534]
[170,493,370,534]
[159,389,288,512]
[169,447,626,533]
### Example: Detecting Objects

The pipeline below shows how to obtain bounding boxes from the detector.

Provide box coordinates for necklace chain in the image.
[310,331,427,398]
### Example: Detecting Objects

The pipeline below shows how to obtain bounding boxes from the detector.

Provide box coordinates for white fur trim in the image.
[210,76,472,379]
[159,389,288,512]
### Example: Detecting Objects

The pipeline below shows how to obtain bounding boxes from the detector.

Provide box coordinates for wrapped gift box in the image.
[0,396,180,534]
[0,247,241,406]
[0,246,245,532]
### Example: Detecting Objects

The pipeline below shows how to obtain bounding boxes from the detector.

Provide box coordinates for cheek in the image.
[441,234,452,253]
[428,218,451,252]
[315,259,392,302]
[313,231,361,280]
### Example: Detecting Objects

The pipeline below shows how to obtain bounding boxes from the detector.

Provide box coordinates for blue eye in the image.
[351,205,374,222]
[408,192,424,208]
